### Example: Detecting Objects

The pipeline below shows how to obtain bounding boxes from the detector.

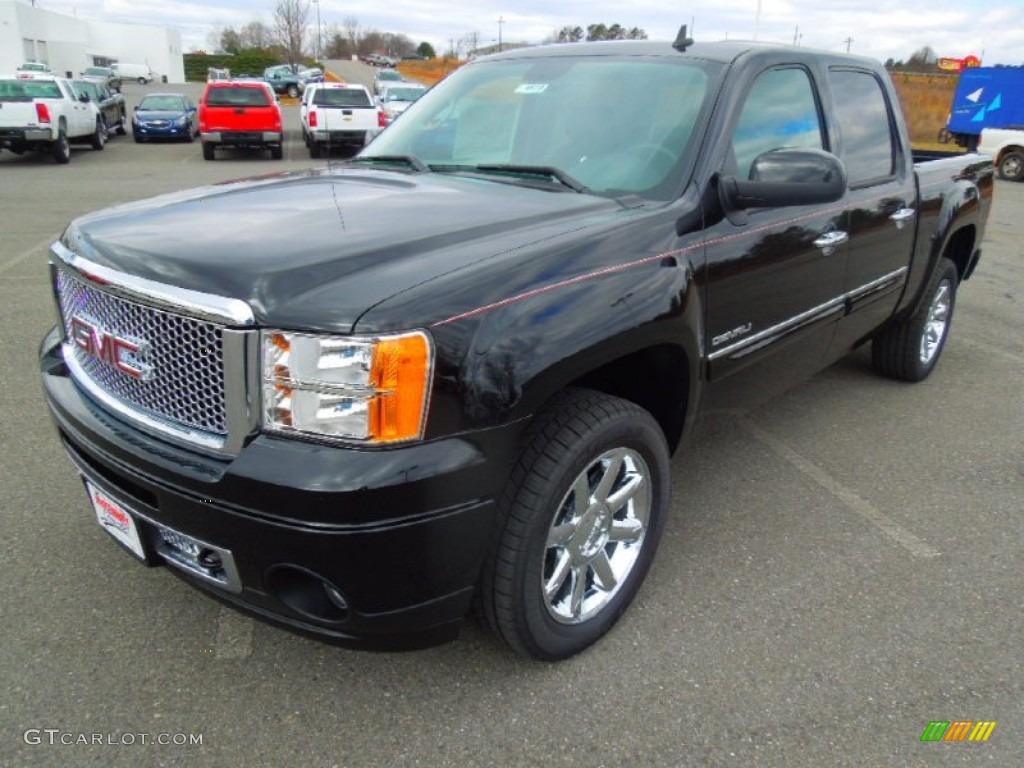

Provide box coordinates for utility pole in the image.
[498,16,505,52]
[753,0,762,41]
[312,0,322,61]
[843,36,853,53]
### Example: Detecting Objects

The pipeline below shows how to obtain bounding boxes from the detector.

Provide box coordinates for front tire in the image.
[872,257,958,381]
[116,115,127,135]
[479,389,670,660]
[286,84,299,98]
[997,151,1024,181]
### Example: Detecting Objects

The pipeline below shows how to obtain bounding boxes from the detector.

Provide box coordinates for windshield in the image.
[0,78,62,101]
[83,68,109,76]
[377,71,403,82]
[314,88,372,107]
[362,56,719,200]
[139,95,186,111]
[384,87,425,102]
[206,86,271,107]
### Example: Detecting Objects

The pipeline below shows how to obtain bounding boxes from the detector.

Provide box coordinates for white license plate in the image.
[86,483,146,560]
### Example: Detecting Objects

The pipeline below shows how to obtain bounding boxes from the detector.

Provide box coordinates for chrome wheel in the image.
[919,281,951,365]
[543,447,651,624]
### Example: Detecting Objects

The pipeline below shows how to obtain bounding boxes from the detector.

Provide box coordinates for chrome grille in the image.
[55,267,228,435]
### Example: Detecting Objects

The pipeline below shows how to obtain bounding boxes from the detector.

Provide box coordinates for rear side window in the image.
[0,79,63,100]
[206,86,271,107]
[731,67,824,180]
[314,89,372,107]
[828,69,896,185]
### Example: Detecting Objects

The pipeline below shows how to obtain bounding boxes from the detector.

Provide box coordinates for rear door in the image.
[826,66,917,350]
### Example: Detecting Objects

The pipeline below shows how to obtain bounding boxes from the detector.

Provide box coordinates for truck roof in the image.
[485,39,881,68]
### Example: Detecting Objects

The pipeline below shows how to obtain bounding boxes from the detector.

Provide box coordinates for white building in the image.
[0,1,184,82]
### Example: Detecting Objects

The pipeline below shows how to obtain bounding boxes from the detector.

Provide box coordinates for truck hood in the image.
[62,166,619,331]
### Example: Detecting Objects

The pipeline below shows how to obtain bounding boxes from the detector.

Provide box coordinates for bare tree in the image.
[242,20,273,50]
[273,0,310,68]
[343,16,361,55]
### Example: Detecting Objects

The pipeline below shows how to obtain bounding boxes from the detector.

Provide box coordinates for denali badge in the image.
[69,317,153,380]
[712,322,753,347]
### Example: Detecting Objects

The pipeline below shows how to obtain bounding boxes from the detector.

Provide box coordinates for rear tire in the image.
[202,142,216,161]
[478,388,670,660]
[270,145,283,160]
[997,151,1024,181]
[91,119,106,150]
[872,257,958,382]
[52,129,71,164]
[309,141,321,159]
[287,84,299,98]
[116,115,127,136]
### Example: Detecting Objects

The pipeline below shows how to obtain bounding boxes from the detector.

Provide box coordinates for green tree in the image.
[556,26,583,43]
[416,41,436,58]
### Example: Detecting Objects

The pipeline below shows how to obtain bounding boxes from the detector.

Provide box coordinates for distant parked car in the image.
[263,64,305,98]
[377,82,427,121]
[17,62,52,74]
[300,82,385,157]
[298,67,324,84]
[198,81,283,160]
[207,68,231,83]
[112,62,154,84]
[366,53,397,67]
[373,67,405,95]
[72,80,127,136]
[80,66,121,93]
[132,92,198,142]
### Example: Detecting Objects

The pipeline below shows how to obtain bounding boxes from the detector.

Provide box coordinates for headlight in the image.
[174,116,187,126]
[262,330,433,444]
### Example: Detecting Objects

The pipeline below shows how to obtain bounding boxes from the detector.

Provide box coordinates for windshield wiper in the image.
[353,154,429,172]
[471,164,590,194]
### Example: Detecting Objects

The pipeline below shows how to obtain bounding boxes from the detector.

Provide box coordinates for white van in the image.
[112,62,153,84]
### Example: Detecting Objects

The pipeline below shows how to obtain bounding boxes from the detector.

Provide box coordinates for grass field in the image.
[890,71,960,147]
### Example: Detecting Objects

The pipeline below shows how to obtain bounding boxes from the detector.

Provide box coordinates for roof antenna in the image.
[673,25,694,52]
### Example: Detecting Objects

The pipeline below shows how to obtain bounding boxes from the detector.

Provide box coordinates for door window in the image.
[828,69,896,185]
[731,68,824,179]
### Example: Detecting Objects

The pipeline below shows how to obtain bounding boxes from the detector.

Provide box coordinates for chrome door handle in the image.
[890,208,916,229]
[813,231,849,254]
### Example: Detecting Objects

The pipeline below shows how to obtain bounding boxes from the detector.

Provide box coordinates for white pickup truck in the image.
[978,128,1024,181]
[299,82,384,158]
[0,74,105,163]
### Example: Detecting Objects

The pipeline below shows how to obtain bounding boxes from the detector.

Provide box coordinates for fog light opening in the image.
[265,565,349,623]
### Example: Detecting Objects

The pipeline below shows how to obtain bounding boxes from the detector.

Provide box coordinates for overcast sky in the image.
[34,0,1024,66]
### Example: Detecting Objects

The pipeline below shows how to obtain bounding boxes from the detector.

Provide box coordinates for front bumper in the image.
[40,327,518,650]
[133,121,190,138]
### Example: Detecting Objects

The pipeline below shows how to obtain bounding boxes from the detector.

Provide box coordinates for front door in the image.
[704,65,847,383]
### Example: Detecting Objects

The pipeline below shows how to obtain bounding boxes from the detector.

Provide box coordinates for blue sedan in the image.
[132,93,198,142]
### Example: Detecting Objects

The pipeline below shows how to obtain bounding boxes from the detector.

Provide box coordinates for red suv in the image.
[198,81,283,160]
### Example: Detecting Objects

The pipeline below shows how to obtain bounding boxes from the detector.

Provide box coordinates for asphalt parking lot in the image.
[1,82,1021,767]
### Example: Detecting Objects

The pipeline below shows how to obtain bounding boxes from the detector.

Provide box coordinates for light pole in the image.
[498,16,505,52]
[313,0,322,61]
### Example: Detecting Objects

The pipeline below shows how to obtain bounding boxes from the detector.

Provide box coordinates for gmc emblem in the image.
[69,317,152,381]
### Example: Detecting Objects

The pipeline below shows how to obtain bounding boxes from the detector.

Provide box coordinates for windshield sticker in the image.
[515,83,549,95]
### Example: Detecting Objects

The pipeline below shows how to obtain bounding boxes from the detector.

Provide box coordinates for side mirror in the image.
[78,93,90,103]
[719,148,847,215]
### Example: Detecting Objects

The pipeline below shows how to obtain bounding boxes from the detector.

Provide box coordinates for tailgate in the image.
[203,104,278,131]
[0,100,46,128]
[319,106,377,131]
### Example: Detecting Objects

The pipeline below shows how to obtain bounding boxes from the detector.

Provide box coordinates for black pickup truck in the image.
[40,34,993,660]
